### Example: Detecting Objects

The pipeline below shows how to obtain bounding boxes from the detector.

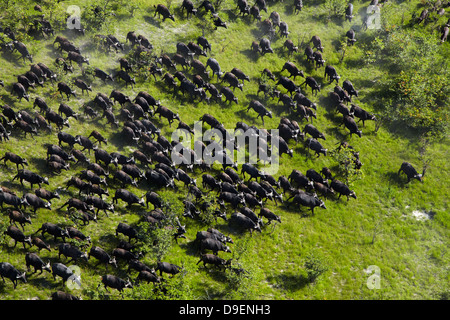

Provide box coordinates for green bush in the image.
[303,250,329,283]
[322,0,347,22]
[368,24,449,139]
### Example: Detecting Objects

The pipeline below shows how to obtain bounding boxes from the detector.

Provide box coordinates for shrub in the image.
[127,268,193,300]
[329,143,363,185]
[322,0,347,22]
[223,238,254,299]
[368,25,449,139]
[303,250,329,283]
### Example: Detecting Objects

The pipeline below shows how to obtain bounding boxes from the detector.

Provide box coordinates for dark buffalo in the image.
[284,39,298,56]
[31,236,51,252]
[305,137,327,157]
[25,252,51,274]
[290,191,326,215]
[345,3,354,22]
[241,162,265,181]
[11,83,30,102]
[324,65,340,84]
[281,61,304,79]
[350,104,376,126]
[197,254,232,270]
[51,262,78,284]
[294,0,303,14]
[7,208,32,230]
[67,51,89,67]
[46,110,69,130]
[5,225,32,249]
[398,162,425,183]
[34,222,69,242]
[441,25,449,43]
[343,115,362,138]
[13,41,32,63]
[13,169,49,189]
[346,29,357,46]
[289,169,313,189]
[115,70,136,88]
[154,105,180,126]
[155,261,181,277]
[310,35,323,52]
[247,100,272,125]
[200,238,231,255]
[0,191,28,210]
[301,76,321,96]
[57,131,80,148]
[303,124,325,140]
[23,193,51,214]
[94,68,113,83]
[259,38,273,55]
[57,243,89,263]
[74,78,92,95]
[0,262,27,289]
[258,207,281,224]
[94,149,118,167]
[343,80,358,99]
[181,0,197,18]
[218,191,245,208]
[59,197,93,213]
[99,274,133,293]
[0,152,28,170]
[330,179,357,200]
[84,196,114,216]
[113,189,145,207]
[57,82,76,100]
[230,212,261,235]
[51,291,80,300]
[116,222,138,242]
[89,246,117,269]
[206,58,223,79]
[220,86,238,104]
[154,4,175,22]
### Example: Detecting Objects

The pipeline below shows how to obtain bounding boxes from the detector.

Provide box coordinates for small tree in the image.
[224,238,253,299]
[304,250,329,283]
[322,0,347,22]
[330,143,363,185]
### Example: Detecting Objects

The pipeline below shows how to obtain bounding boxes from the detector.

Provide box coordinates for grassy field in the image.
[0,0,448,300]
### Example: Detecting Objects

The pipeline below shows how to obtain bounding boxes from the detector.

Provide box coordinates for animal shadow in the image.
[384,171,409,187]
[266,272,310,292]
[143,15,162,28]
[240,48,260,62]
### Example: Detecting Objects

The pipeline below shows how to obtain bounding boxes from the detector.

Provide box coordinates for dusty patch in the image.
[411,210,434,221]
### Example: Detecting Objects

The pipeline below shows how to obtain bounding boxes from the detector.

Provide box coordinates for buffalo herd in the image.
[0,0,434,299]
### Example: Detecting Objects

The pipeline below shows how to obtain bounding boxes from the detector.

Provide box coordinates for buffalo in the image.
[13,169,49,189]
[154,4,175,21]
[0,262,27,289]
[398,162,425,183]
[113,189,145,208]
[330,179,357,200]
[290,191,326,215]
[99,274,133,294]
[230,212,261,235]
[0,152,28,170]
[247,100,272,125]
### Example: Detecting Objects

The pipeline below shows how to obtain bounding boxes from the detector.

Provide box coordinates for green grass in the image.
[0,0,448,300]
